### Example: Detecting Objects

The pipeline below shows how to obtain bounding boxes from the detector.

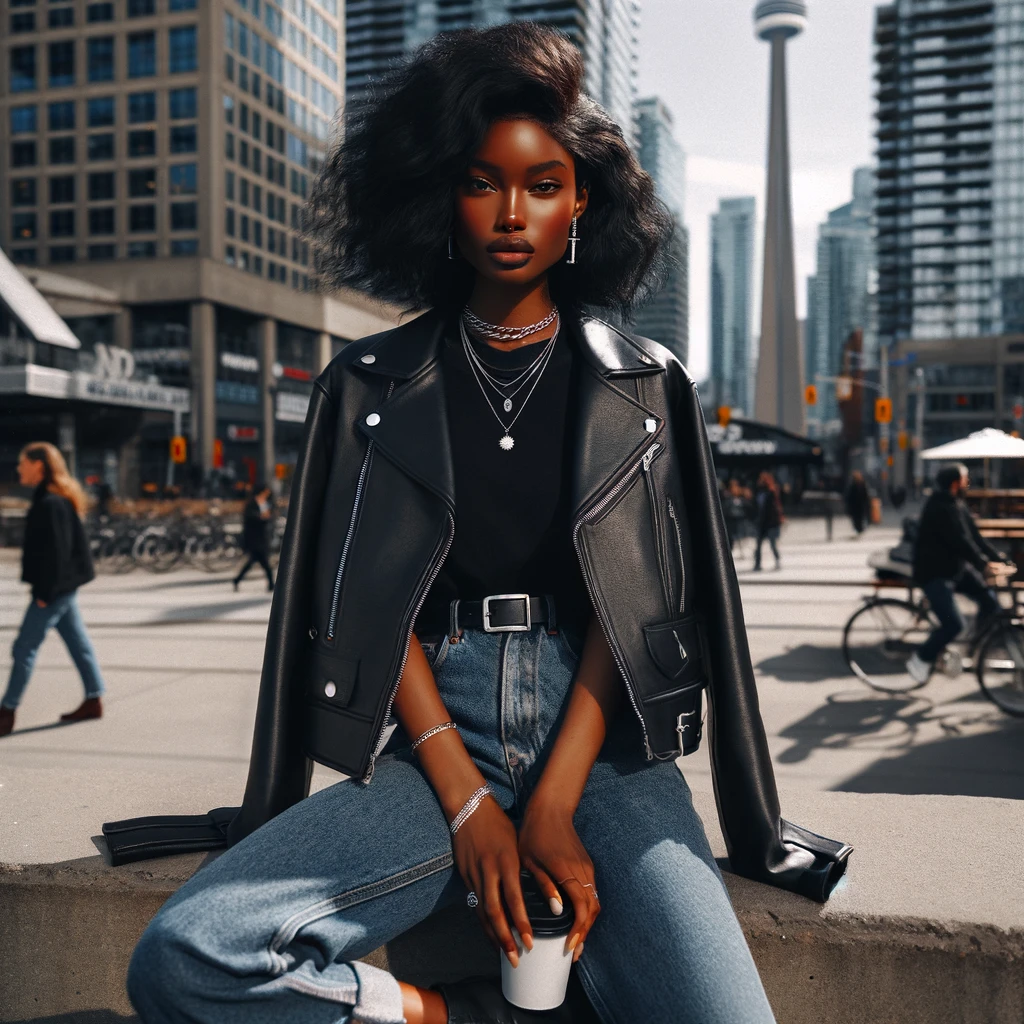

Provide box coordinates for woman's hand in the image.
[450,796,533,967]
[517,796,599,962]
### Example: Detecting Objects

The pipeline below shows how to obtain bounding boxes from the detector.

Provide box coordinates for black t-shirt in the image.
[416,319,590,633]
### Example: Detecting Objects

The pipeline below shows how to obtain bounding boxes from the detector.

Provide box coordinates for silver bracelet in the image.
[450,785,492,835]
[410,721,457,753]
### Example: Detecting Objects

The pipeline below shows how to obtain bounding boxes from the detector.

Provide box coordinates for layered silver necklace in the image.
[459,312,559,452]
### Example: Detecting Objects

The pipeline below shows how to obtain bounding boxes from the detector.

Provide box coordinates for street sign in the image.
[717,406,731,428]
[875,397,893,424]
[170,435,187,464]
[213,438,224,469]
[836,376,853,401]
[897,431,908,451]
[804,384,817,406]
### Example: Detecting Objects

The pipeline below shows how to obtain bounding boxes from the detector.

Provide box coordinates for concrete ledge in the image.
[2,789,1023,1024]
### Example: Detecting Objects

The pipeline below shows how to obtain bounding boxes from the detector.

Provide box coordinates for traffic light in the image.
[875,397,893,424]
[804,384,817,406]
[717,406,731,428]
[213,438,224,469]
[170,435,187,464]
[897,431,908,451]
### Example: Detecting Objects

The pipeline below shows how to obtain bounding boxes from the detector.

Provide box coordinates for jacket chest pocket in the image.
[307,645,359,709]
[642,445,688,619]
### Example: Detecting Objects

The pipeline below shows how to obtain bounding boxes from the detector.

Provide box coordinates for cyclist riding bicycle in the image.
[906,462,1016,683]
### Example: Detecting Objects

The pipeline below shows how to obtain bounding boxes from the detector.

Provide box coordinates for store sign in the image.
[220,351,260,373]
[134,347,192,366]
[94,343,136,381]
[71,370,191,411]
[706,423,777,457]
[227,424,260,442]
[276,391,310,423]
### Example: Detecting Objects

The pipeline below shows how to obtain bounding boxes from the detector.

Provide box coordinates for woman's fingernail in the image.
[549,897,564,915]
[507,949,519,968]
[567,933,579,952]
[574,941,584,961]
[523,933,534,951]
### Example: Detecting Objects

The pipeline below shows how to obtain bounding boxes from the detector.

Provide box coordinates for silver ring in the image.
[466,891,479,909]
[583,883,599,899]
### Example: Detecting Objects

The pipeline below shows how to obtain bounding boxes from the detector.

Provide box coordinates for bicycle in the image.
[842,576,1024,717]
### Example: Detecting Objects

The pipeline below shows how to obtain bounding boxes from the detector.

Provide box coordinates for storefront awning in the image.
[706,418,823,466]
[0,246,81,350]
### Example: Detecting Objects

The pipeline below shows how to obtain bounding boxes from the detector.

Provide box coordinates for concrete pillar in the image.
[315,330,332,374]
[259,317,276,486]
[113,307,132,351]
[190,300,217,474]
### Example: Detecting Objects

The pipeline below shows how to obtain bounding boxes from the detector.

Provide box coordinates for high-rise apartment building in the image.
[0,0,397,491]
[632,95,688,364]
[709,196,756,414]
[345,0,640,142]
[875,0,1024,455]
[806,166,874,431]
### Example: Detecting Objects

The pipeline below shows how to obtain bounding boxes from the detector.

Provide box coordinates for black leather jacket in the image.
[222,307,850,902]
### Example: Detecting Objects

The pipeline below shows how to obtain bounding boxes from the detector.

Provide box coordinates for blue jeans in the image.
[918,571,1002,664]
[2,591,105,710]
[754,527,780,569]
[127,625,775,1024]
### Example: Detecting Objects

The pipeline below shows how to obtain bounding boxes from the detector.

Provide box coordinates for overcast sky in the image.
[637,0,878,380]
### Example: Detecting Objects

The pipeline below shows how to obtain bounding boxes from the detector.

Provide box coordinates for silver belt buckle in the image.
[482,593,531,633]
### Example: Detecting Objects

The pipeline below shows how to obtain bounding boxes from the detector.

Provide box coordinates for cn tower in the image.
[752,0,807,435]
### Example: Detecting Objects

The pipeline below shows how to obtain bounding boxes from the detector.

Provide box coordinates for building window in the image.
[129,205,156,232]
[49,41,75,88]
[13,213,38,241]
[225,132,235,160]
[239,250,250,271]
[87,37,115,82]
[87,96,115,127]
[225,170,235,201]
[223,94,235,125]
[251,147,262,175]
[128,129,156,157]
[240,214,249,242]
[128,167,156,196]
[128,91,156,123]
[239,103,249,134]
[267,227,276,254]
[49,136,75,163]
[225,244,236,265]
[127,240,156,257]
[239,139,249,167]
[169,87,197,119]
[225,207,235,236]
[169,0,197,8]
[251,72,260,101]
[50,209,75,236]
[11,46,37,93]
[253,255,263,275]
[11,11,35,31]
[10,105,37,134]
[225,54,234,81]
[88,243,116,259]
[12,179,37,206]
[170,202,197,230]
[127,0,155,15]
[128,32,156,77]
[169,124,197,153]
[168,26,197,73]
[50,245,76,263]
[171,238,198,255]
[12,249,39,265]
[88,171,115,200]
[49,176,75,203]
[238,64,248,92]
[169,162,197,194]
[48,101,75,131]
[253,220,262,248]
[88,133,115,160]
[89,207,115,234]
[48,8,74,29]
[252,112,261,140]
[87,3,114,22]
[239,178,249,206]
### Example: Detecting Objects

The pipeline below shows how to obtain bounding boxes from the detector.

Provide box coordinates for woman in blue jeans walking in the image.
[0,443,105,738]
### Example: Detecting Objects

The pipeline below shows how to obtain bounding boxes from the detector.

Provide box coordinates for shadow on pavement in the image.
[153,597,271,622]
[756,643,849,682]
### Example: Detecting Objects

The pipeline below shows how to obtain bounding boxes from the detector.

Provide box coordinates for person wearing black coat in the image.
[845,471,870,535]
[1,443,105,738]
[233,484,275,591]
[753,471,784,570]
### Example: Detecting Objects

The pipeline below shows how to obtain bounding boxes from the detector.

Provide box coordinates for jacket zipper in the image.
[666,497,686,616]
[326,381,395,641]
[362,509,455,783]
[642,445,672,612]
[572,440,661,760]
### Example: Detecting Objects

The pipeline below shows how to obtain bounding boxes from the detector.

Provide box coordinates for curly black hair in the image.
[307,21,675,315]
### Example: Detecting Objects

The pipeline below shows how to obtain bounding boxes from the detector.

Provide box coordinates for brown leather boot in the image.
[0,706,14,737]
[60,697,103,722]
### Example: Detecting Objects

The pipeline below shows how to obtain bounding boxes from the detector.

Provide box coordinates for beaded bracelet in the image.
[410,720,457,753]
[450,785,492,835]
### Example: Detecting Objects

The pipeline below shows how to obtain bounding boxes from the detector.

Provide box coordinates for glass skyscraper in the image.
[709,196,756,414]
[345,0,640,142]
[632,96,688,365]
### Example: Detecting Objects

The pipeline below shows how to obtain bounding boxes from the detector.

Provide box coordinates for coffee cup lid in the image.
[508,869,574,936]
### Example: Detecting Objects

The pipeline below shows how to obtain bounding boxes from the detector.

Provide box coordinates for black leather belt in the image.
[454,594,555,633]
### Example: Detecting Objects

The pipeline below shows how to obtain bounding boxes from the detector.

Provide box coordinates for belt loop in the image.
[544,593,558,634]
[449,598,462,643]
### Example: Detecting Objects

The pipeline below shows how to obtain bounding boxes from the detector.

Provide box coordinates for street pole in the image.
[879,342,890,501]
[166,407,182,491]
[913,367,925,495]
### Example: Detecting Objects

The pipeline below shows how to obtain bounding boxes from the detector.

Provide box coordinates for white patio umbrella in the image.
[921,428,1024,460]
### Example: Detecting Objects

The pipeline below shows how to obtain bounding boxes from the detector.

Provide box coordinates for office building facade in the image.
[345,0,641,142]
[632,95,688,364]
[709,196,756,415]
[1,0,399,491]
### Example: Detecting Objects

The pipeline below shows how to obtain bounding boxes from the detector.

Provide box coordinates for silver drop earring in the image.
[448,234,455,260]
[566,216,578,264]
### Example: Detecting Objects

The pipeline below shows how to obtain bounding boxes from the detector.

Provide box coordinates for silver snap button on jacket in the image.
[365,413,381,427]
[644,418,657,433]
[360,354,376,364]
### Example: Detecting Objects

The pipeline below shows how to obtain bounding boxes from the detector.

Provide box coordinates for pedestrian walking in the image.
[0,443,105,738]
[753,471,784,571]
[723,478,751,553]
[845,470,871,535]
[233,483,275,591]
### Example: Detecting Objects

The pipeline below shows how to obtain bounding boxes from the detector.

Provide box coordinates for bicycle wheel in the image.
[843,598,936,693]
[976,620,1024,716]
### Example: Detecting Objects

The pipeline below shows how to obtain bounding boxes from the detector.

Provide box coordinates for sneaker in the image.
[906,652,931,685]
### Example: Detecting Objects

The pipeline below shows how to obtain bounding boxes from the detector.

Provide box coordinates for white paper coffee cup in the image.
[501,927,574,1011]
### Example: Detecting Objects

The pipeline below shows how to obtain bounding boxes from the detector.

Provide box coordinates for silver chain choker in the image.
[462,306,558,341]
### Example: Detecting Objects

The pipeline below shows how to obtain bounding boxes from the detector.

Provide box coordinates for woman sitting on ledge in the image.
[126,22,849,1024]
